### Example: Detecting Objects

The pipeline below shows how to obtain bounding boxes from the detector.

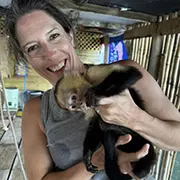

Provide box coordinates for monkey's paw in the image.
[86,163,98,173]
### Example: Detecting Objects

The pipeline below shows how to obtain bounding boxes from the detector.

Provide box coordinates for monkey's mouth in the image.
[48,59,67,72]
[68,94,90,112]
[69,101,90,112]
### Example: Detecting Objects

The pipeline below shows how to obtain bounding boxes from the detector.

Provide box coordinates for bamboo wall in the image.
[125,14,180,180]
[153,34,180,180]
[125,36,152,70]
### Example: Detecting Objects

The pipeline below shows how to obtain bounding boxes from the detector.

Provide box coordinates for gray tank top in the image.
[40,88,109,179]
[40,88,90,170]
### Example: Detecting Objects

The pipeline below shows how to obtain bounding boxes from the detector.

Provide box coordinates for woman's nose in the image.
[41,42,57,60]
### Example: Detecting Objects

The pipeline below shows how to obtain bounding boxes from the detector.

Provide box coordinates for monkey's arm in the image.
[132,111,180,151]
[83,116,103,173]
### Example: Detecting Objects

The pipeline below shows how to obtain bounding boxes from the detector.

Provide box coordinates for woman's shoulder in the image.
[23,97,41,119]
[23,89,52,119]
[24,89,52,110]
[23,96,45,133]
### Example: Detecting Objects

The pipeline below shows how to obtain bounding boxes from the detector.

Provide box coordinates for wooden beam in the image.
[75,0,89,5]
[124,16,180,39]
[59,0,157,22]
[76,19,126,29]
[124,24,156,39]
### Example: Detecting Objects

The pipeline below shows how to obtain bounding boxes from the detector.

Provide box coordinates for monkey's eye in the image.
[70,94,77,102]
[68,94,77,105]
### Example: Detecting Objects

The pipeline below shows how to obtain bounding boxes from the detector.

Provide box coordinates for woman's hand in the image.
[91,134,150,179]
[96,89,141,127]
[91,145,105,171]
[115,134,150,179]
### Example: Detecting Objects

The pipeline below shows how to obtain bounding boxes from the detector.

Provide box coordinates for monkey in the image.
[54,63,156,180]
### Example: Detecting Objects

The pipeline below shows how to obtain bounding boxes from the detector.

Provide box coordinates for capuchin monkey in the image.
[54,63,156,180]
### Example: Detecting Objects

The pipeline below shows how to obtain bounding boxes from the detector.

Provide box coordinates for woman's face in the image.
[16,10,84,85]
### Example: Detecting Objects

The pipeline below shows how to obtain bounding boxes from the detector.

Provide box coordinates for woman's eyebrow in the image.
[22,28,59,49]
[46,27,58,35]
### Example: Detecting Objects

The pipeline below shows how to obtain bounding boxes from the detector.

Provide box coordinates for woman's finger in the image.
[129,171,141,180]
[119,163,141,180]
[115,134,132,147]
[99,89,134,105]
[129,144,150,162]
[119,163,132,174]
[117,143,150,164]
[98,96,118,105]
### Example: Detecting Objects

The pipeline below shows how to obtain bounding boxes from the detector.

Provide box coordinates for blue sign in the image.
[108,34,128,64]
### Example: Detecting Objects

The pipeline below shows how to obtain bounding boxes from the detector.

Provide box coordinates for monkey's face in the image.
[55,73,92,111]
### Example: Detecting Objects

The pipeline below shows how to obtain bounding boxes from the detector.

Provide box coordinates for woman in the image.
[5,0,180,180]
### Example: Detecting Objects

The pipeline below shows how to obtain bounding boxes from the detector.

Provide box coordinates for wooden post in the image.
[103,35,109,64]
[147,35,163,79]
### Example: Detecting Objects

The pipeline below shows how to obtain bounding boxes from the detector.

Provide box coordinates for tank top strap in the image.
[40,89,51,128]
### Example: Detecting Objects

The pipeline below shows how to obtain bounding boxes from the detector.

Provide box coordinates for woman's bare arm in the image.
[22,97,93,180]
[123,60,180,151]
[97,60,180,151]
[121,60,180,122]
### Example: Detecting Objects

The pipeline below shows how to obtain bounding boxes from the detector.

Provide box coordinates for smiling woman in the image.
[4,0,180,180]
[14,10,85,85]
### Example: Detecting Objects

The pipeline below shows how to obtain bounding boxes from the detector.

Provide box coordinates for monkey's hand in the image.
[83,150,98,173]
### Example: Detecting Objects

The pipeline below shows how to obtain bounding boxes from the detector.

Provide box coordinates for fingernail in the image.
[125,134,132,142]
[146,144,150,152]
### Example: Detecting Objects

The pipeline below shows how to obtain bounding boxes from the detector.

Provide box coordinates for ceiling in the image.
[0,0,180,36]
[79,0,180,16]
[61,0,180,35]
[0,0,11,7]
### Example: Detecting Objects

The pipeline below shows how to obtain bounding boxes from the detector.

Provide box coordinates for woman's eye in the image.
[27,45,39,53]
[49,33,60,41]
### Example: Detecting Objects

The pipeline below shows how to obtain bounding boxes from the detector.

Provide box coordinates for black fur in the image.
[83,66,156,180]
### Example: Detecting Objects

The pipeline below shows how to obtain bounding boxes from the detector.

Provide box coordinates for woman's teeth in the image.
[49,62,65,72]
